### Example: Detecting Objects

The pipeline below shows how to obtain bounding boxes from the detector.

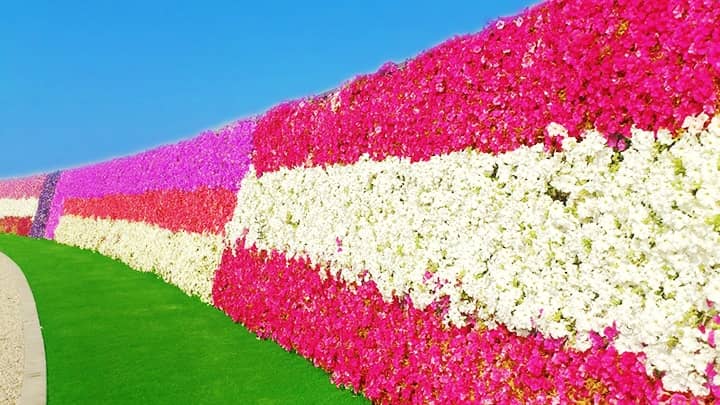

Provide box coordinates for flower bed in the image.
[50,120,253,302]
[62,187,236,234]
[214,240,679,403]
[0,175,45,199]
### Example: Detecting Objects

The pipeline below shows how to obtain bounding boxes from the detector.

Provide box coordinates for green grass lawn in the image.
[0,234,369,405]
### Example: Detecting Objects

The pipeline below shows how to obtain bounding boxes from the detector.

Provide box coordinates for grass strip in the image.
[0,234,368,405]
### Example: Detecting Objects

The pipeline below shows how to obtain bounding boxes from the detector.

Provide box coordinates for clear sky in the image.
[0,0,537,178]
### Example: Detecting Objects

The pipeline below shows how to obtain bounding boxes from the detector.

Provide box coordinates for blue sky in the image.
[1,0,537,178]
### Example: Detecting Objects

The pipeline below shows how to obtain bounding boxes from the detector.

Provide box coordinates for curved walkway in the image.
[0,252,46,405]
[0,234,368,404]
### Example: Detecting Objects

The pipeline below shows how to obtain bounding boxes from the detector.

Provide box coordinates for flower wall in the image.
[214,239,661,403]
[252,0,719,176]
[214,0,720,402]
[50,120,254,303]
[45,121,255,239]
[0,0,718,402]
[220,116,720,402]
[0,175,46,236]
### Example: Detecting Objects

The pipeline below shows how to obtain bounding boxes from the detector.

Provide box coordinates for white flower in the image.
[657,128,675,145]
[546,122,569,139]
[56,215,223,304]
[225,113,720,395]
[708,115,720,136]
[682,112,709,133]
[0,198,39,219]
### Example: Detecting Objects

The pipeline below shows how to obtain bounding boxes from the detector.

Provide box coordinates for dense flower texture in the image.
[45,120,254,238]
[29,171,62,238]
[0,175,45,199]
[62,187,236,234]
[0,198,39,218]
[49,121,253,302]
[0,217,33,236]
[252,0,720,175]
[214,241,716,403]
[226,114,720,397]
[55,215,224,303]
[55,188,237,302]
[232,0,720,399]
[0,174,45,236]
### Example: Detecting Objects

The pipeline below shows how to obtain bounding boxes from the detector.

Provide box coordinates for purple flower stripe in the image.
[29,171,62,238]
[44,120,255,239]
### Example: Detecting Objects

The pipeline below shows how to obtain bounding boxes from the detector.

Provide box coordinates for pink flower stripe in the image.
[252,0,720,175]
[0,175,46,199]
[0,217,33,236]
[213,241,714,403]
[45,119,254,238]
[62,188,237,235]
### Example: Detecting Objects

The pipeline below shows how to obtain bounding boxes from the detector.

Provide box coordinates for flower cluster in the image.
[227,114,720,395]
[0,174,46,236]
[29,171,62,238]
[45,120,253,302]
[55,187,237,302]
[252,0,719,175]
[45,120,254,238]
[0,175,45,199]
[214,241,712,403]
[63,187,236,234]
[0,217,33,236]
[0,198,39,219]
[55,215,224,303]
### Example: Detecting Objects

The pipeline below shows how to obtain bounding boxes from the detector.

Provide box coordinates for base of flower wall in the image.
[55,215,224,303]
[0,217,33,236]
[212,241,712,403]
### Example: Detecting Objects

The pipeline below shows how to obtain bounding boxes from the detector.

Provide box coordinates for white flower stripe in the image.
[55,215,224,304]
[0,198,39,219]
[226,114,720,395]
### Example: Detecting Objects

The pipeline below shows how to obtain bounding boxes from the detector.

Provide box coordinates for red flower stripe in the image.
[0,217,33,236]
[62,187,237,235]
[213,241,710,403]
[252,0,720,175]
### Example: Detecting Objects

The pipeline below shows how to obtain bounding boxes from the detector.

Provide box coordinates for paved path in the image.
[0,252,46,405]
